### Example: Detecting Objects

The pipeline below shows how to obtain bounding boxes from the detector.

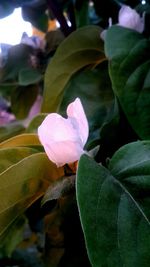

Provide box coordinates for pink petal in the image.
[118,6,144,33]
[38,113,80,144]
[67,98,89,146]
[44,140,84,167]
[38,98,89,167]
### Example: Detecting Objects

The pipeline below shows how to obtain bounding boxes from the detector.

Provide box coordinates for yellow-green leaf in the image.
[0,133,40,149]
[0,147,39,174]
[0,152,64,239]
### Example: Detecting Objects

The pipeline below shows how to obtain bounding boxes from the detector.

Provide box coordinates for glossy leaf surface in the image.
[77,141,150,267]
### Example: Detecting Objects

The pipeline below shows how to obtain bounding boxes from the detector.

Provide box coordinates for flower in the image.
[118,5,145,33]
[100,5,145,40]
[38,98,89,167]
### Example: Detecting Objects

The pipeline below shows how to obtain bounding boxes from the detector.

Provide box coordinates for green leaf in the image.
[0,84,16,100]
[0,216,26,258]
[41,25,105,112]
[0,133,40,148]
[19,68,42,86]
[108,141,150,186]
[75,0,90,27]
[59,61,114,145]
[105,26,150,139]
[11,85,39,119]
[0,122,25,143]
[45,30,65,53]
[0,147,39,174]
[42,175,75,205]
[77,142,150,267]
[0,152,64,239]
[2,44,35,81]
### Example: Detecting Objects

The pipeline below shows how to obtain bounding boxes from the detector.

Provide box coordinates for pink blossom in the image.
[38,98,89,167]
[100,5,145,40]
[118,5,145,33]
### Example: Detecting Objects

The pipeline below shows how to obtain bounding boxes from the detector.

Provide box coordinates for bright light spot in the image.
[141,0,146,4]
[0,8,32,45]
[67,20,72,27]
[56,20,60,28]
[89,1,94,6]
[56,19,71,28]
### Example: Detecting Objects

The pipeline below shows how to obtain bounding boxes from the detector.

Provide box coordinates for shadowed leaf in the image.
[105,26,150,139]
[42,175,75,205]
[42,25,105,112]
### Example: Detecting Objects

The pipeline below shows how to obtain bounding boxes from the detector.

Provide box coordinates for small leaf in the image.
[42,175,75,205]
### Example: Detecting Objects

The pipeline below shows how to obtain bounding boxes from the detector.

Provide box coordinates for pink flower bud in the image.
[118,5,145,33]
[38,98,89,167]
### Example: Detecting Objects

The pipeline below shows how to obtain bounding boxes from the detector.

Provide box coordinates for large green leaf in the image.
[0,152,64,240]
[59,61,114,146]
[0,147,39,174]
[77,141,150,267]
[41,25,105,112]
[105,26,150,139]
[0,133,40,148]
